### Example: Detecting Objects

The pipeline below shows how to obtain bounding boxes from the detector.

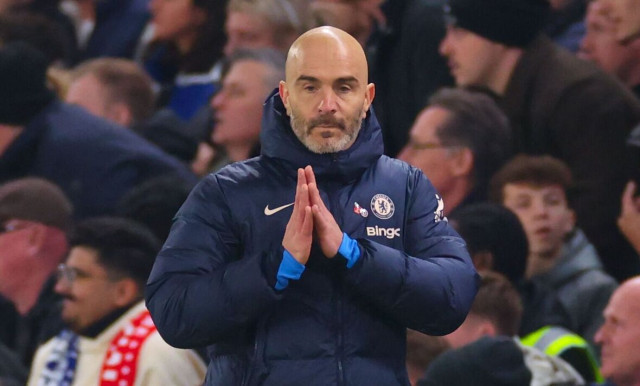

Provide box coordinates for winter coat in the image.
[146,90,478,386]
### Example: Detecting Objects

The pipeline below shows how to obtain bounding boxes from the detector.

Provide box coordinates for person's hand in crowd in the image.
[618,181,640,254]
[305,165,343,258]
[282,168,314,264]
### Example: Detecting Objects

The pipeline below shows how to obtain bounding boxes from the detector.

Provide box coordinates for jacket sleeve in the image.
[343,168,479,335]
[145,175,282,348]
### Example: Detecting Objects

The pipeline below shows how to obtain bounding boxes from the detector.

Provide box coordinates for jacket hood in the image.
[259,89,384,182]
[535,228,603,286]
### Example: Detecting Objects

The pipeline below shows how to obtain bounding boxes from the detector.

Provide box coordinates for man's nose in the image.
[439,31,452,57]
[318,90,338,113]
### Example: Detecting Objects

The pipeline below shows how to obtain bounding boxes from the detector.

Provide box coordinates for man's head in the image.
[600,0,640,43]
[224,0,312,56]
[579,0,640,88]
[444,271,523,348]
[279,26,375,154]
[0,178,72,314]
[595,276,640,385]
[489,155,575,268]
[439,0,549,93]
[398,87,512,212]
[448,203,528,284]
[55,217,160,333]
[66,58,155,128]
[0,41,55,128]
[211,48,285,162]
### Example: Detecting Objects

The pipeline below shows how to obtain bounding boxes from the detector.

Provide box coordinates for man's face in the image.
[55,246,124,333]
[211,60,272,154]
[279,35,374,154]
[65,75,112,122]
[601,0,640,42]
[224,12,278,56]
[397,106,460,195]
[149,0,205,42]
[502,184,574,258]
[595,282,640,385]
[579,1,638,82]
[439,26,504,88]
[0,219,35,301]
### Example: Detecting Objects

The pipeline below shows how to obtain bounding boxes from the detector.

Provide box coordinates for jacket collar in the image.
[259,89,384,183]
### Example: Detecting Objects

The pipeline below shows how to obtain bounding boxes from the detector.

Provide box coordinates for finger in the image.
[308,182,329,212]
[293,169,309,221]
[302,206,313,235]
[305,165,316,186]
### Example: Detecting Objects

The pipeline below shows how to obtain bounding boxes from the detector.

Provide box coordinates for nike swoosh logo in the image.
[264,203,294,216]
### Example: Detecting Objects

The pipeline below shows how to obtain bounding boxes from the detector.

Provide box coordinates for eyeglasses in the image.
[0,220,34,235]
[57,263,114,284]
[407,141,458,151]
[57,264,80,284]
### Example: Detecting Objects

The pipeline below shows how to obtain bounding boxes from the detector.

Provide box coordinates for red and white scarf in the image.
[99,309,157,386]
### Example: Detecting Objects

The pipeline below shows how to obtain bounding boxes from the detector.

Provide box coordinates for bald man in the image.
[595,276,640,386]
[146,26,478,386]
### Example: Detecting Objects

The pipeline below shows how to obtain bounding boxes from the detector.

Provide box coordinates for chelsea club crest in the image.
[370,194,395,220]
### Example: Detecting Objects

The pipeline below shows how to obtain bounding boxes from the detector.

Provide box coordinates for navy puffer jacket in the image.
[146,90,478,386]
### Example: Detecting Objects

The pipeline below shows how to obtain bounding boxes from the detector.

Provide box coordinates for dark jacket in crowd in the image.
[500,35,640,282]
[79,0,150,60]
[146,91,479,386]
[369,0,454,157]
[0,100,196,218]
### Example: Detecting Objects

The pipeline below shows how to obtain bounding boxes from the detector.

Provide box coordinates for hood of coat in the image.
[259,89,384,183]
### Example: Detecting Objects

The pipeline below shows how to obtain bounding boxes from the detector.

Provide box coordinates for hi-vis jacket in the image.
[146,90,479,386]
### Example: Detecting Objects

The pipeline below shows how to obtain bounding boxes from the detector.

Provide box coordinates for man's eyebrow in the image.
[295,75,319,84]
[335,76,359,84]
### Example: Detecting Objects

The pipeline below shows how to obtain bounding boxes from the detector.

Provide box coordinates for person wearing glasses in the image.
[397,87,513,217]
[28,217,206,386]
[0,178,72,369]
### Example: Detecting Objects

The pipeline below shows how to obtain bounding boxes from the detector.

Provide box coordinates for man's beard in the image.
[289,108,364,154]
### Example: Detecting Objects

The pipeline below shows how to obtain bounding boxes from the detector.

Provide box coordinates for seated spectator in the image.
[143,0,227,120]
[595,276,640,386]
[600,0,640,43]
[489,154,618,350]
[441,0,640,282]
[448,202,573,336]
[27,217,206,385]
[204,48,285,172]
[62,0,150,61]
[428,338,585,385]
[579,0,640,98]
[436,272,587,385]
[0,42,196,218]
[406,330,450,386]
[224,0,313,56]
[66,58,155,128]
[0,11,74,67]
[398,87,512,216]
[116,175,195,243]
[0,178,71,367]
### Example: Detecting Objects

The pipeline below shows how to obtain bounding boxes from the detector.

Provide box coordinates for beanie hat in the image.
[0,42,55,125]
[0,178,73,231]
[418,336,532,386]
[445,0,550,47]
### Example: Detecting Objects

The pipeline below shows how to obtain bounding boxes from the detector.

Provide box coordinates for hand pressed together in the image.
[282,166,344,264]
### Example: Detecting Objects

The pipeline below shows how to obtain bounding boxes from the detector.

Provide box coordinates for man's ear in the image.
[26,223,47,256]
[279,81,291,116]
[107,102,133,128]
[362,83,375,118]
[113,278,141,307]
[451,147,473,178]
